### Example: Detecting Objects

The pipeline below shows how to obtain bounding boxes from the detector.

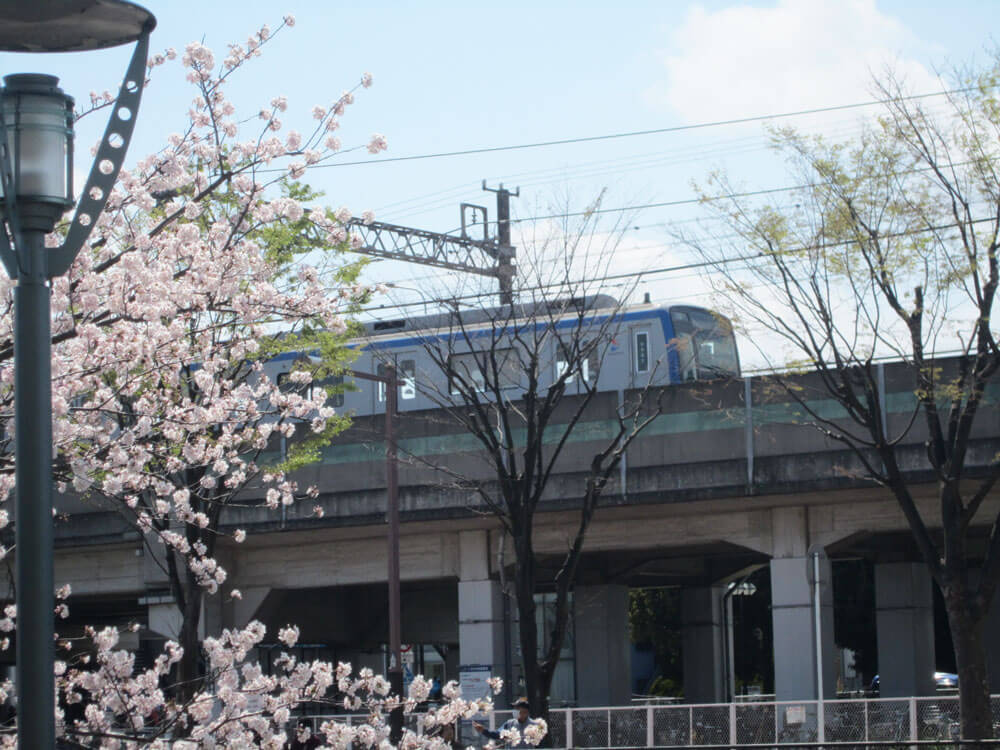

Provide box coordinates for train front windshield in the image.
[669,307,740,380]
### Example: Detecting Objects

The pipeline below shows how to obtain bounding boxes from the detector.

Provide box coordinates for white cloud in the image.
[649,0,941,124]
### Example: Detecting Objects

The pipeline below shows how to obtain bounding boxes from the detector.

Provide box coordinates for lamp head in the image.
[0,0,155,278]
[0,74,74,232]
[0,1,155,52]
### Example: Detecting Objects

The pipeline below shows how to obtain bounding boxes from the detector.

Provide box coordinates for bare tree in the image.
[382,203,668,723]
[681,62,1000,739]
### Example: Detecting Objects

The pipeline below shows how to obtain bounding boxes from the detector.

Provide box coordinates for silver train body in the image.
[263,295,741,414]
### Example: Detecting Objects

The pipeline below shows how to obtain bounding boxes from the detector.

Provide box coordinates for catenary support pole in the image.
[386,365,403,744]
[485,183,518,306]
[347,366,404,741]
[813,549,825,743]
[15,231,54,749]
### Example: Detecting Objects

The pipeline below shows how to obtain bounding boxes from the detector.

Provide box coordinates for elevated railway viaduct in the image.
[21,358,1000,707]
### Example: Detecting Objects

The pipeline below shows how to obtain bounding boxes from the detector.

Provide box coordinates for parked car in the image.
[869,672,958,693]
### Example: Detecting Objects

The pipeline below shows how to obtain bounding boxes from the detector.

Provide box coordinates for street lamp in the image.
[0,2,155,746]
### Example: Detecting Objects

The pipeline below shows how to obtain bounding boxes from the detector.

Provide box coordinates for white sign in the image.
[785,705,806,725]
[459,664,492,705]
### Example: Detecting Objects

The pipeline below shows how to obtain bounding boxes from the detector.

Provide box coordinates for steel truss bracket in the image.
[346,217,511,278]
[48,26,151,278]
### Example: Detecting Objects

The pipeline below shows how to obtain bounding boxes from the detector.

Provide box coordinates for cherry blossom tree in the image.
[0,610,513,747]
[31,19,378,705]
[0,17,537,747]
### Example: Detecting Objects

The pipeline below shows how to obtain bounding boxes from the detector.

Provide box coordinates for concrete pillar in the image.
[769,507,836,701]
[148,601,184,641]
[681,585,727,703]
[142,533,170,589]
[232,586,272,629]
[457,531,508,703]
[147,598,206,642]
[203,592,224,637]
[875,562,935,696]
[574,584,632,706]
[988,588,1000,694]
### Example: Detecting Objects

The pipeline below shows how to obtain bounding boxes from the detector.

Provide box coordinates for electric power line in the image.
[306,87,970,170]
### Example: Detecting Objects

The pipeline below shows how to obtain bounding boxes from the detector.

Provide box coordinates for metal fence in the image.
[496,696,1000,748]
[302,695,1000,748]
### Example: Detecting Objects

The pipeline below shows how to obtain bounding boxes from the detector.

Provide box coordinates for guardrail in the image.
[492,696,998,748]
[301,694,1000,748]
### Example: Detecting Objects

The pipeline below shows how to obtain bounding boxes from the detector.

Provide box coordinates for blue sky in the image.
[4,0,1000,365]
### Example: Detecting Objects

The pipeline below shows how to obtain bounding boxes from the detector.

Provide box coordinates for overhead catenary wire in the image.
[354,214,999,315]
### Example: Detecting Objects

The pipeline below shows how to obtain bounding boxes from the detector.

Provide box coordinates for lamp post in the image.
[0,2,155,746]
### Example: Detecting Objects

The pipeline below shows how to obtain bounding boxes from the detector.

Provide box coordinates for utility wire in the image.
[507,157,983,224]
[375,103,952,222]
[308,87,968,169]
[357,214,997,315]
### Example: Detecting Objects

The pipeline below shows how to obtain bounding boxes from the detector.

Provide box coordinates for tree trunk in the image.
[515,565,540,708]
[175,585,203,706]
[944,586,993,741]
[513,541,557,745]
[529,679,552,748]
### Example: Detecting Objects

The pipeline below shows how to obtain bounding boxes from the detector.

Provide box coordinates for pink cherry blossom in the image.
[0,17,469,747]
[368,133,389,154]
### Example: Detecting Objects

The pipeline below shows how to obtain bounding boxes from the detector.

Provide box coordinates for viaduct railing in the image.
[304,695,1000,748]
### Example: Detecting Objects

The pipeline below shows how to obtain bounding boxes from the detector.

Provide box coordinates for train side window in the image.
[634,331,649,374]
[556,341,599,384]
[669,310,697,381]
[399,359,416,400]
[318,375,345,407]
[376,364,387,402]
[678,337,697,381]
[497,350,522,390]
[449,350,520,394]
[276,371,313,400]
[449,352,485,394]
[377,361,416,401]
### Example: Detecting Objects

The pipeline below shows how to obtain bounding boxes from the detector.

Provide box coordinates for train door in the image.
[629,324,653,388]
[554,337,600,395]
[373,350,419,413]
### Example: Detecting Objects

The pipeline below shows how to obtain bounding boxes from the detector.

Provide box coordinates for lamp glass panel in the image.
[0,93,70,201]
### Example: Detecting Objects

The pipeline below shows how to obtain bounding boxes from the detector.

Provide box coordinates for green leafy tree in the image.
[682,59,1000,738]
[629,588,683,696]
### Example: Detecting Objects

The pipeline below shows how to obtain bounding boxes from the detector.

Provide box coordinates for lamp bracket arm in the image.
[0,100,22,279]
[49,27,151,278]
[0,224,15,279]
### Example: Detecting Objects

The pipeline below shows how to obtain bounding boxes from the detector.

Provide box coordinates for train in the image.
[264,295,741,416]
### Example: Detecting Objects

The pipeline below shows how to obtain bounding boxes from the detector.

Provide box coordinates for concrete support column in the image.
[681,585,727,703]
[231,586,272,629]
[770,507,836,701]
[574,584,632,706]
[875,562,935,696]
[988,589,1000,694]
[457,531,508,703]
[148,599,207,642]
